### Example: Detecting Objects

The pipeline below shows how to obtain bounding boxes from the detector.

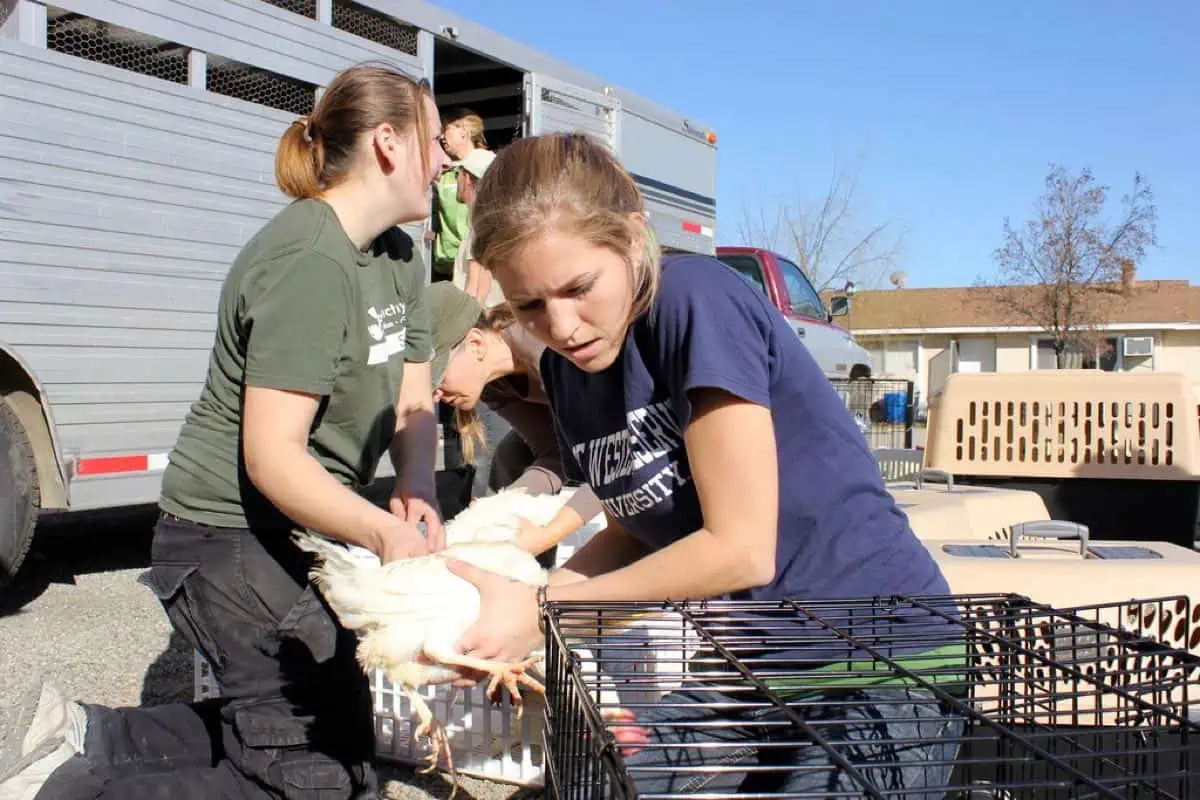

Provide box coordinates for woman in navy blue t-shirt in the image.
[446,132,964,795]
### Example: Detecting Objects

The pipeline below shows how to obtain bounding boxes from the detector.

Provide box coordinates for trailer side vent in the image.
[206,54,316,116]
[262,0,317,18]
[45,7,189,85]
[332,0,418,56]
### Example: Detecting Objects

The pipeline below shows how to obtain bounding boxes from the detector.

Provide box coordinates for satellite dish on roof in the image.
[889,270,908,289]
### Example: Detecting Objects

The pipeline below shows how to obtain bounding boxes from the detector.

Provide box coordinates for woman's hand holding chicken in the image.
[445,558,543,666]
[372,513,435,563]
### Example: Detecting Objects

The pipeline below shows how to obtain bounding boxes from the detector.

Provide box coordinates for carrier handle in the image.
[914,468,954,492]
[1008,520,1091,559]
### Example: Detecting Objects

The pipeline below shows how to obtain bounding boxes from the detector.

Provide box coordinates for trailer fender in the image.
[0,348,68,509]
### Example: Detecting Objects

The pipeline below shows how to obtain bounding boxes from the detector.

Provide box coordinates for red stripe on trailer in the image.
[77,455,149,476]
[681,221,703,234]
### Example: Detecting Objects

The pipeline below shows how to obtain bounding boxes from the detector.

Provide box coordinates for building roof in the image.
[822,279,1200,334]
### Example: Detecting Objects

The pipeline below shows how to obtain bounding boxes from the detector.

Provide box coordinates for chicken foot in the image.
[402,686,456,782]
[428,651,546,717]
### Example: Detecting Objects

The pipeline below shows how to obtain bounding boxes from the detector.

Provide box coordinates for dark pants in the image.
[623,685,963,797]
[39,513,378,799]
[437,402,463,470]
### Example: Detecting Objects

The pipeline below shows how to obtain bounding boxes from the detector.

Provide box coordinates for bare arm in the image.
[548,388,778,602]
[243,386,424,559]
[515,483,605,557]
[517,505,584,557]
[446,387,779,662]
[463,259,493,304]
[389,360,443,546]
[545,511,651,585]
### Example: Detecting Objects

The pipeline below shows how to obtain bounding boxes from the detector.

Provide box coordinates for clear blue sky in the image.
[435,0,1198,289]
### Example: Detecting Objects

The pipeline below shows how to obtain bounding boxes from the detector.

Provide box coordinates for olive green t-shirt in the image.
[159,198,433,529]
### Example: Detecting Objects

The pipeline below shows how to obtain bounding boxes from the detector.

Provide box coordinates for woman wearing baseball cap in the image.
[425,282,602,563]
[451,147,504,306]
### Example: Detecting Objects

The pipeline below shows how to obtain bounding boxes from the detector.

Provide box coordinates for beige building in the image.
[826,272,1200,413]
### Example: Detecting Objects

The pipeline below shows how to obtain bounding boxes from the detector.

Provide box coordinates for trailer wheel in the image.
[0,397,39,591]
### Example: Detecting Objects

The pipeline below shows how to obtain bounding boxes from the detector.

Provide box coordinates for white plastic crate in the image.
[193,492,608,785]
[193,609,702,786]
[191,492,706,786]
[371,669,548,783]
[193,649,549,783]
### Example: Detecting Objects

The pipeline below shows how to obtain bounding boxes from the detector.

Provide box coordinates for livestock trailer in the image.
[0,0,718,588]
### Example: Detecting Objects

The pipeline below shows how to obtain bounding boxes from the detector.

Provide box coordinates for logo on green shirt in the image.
[367,302,408,364]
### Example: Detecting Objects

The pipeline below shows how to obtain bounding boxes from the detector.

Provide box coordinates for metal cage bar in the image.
[829,377,916,450]
[542,593,1200,799]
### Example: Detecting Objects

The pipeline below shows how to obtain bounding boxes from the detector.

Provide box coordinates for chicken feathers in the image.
[292,488,566,784]
[295,535,548,684]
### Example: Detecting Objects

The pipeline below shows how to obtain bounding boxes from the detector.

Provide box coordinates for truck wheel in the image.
[0,398,39,590]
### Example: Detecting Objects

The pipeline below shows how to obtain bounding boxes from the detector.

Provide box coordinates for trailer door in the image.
[524,72,620,151]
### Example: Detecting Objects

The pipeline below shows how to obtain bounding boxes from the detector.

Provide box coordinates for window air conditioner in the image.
[1122,336,1154,357]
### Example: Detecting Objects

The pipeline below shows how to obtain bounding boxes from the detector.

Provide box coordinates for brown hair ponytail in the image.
[273,63,433,200]
[275,117,325,199]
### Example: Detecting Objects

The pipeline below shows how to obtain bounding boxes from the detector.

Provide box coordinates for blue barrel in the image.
[883,392,907,423]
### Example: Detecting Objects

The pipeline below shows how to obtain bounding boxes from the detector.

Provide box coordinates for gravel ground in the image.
[0,506,529,800]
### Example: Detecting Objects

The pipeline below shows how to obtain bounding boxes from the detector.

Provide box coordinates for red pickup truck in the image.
[713,246,873,379]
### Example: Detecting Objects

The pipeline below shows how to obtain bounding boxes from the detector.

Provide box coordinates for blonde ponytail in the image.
[448,304,521,465]
[455,407,487,465]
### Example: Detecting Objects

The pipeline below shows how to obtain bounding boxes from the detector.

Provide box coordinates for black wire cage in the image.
[541,593,1200,800]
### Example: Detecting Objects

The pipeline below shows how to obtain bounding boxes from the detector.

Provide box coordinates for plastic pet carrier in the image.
[923,371,1200,548]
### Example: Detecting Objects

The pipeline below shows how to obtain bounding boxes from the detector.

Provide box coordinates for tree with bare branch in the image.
[983,165,1158,368]
[737,162,905,292]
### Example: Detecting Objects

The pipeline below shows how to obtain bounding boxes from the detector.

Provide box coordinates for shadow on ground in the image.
[0,504,159,617]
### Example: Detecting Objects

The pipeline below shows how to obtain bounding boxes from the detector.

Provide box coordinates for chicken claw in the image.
[431,652,546,718]
[403,688,456,787]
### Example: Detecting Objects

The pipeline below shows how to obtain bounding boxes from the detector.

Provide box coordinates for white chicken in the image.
[293,488,572,781]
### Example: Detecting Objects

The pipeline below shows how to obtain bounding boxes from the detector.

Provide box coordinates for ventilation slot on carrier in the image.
[261,0,317,18]
[332,0,418,56]
[953,398,1176,468]
[45,6,189,84]
[926,372,1200,480]
[207,54,316,116]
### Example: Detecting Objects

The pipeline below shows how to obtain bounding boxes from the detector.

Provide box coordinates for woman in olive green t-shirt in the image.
[1,65,449,800]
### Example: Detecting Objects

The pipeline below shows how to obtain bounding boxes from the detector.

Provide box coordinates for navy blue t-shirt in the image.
[541,253,955,660]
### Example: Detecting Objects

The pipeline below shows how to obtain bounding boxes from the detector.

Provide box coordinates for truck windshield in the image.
[715,254,769,297]
[776,257,826,320]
